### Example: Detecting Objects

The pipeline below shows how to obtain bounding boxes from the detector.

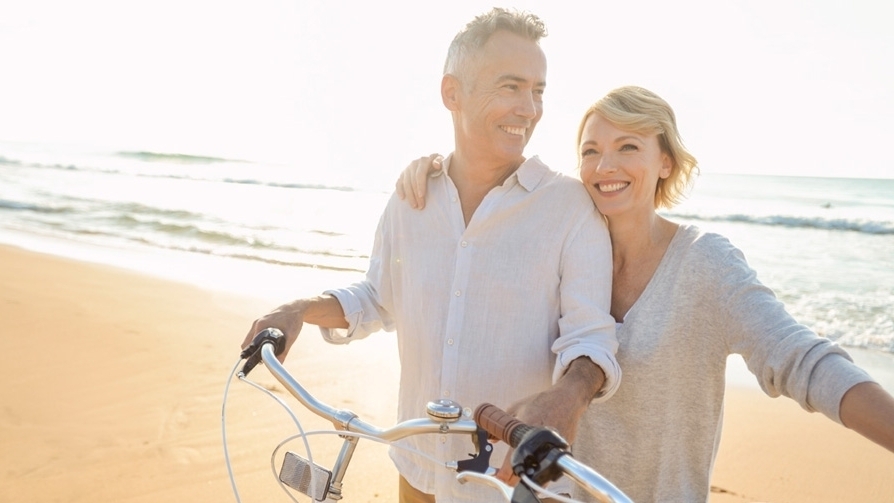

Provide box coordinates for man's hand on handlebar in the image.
[494,357,607,483]
[243,299,307,364]
[243,294,349,364]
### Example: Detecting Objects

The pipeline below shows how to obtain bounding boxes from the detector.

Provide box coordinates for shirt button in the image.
[440,435,447,444]
[447,338,454,345]
[454,290,461,296]
[451,197,458,203]
[463,407,472,417]
[443,390,450,397]
[460,241,468,247]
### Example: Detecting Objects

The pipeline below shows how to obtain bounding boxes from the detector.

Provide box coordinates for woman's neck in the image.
[605,209,679,321]
[607,210,675,265]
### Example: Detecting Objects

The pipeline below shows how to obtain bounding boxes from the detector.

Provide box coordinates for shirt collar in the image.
[441,154,550,193]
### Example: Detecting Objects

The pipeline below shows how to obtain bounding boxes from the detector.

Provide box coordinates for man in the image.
[244,8,619,502]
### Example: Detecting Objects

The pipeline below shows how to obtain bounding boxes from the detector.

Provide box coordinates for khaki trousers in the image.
[399,475,436,503]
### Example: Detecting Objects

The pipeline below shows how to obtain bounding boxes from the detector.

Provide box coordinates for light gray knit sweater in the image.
[573,224,874,502]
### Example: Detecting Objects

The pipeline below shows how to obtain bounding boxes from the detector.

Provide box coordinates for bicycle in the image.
[223,328,633,503]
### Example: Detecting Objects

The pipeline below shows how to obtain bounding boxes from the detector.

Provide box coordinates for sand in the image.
[1,244,892,502]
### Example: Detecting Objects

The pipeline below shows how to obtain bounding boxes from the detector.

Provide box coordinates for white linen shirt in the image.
[321,155,619,502]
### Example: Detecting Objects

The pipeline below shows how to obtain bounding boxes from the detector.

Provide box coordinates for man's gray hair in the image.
[443,7,547,76]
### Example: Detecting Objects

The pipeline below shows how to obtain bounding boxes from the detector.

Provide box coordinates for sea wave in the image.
[668,211,894,235]
[0,153,362,193]
[219,178,358,192]
[115,151,243,164]
[0,156,23,167]
[0,199,68,213]
[0,155,77,172]
[121,237,369,274]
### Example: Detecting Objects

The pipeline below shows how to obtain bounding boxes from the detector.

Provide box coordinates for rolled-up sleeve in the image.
[552,208,620,402]
[319,211,395,344]
[805,352,875,424]
[317,284,387,344]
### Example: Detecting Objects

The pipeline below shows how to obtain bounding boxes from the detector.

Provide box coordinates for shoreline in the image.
[1,243,893,502]
[6,228,894,388]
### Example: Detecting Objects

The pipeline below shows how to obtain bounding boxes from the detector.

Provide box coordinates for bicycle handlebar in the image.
[475,403,532,448]
[252,333,481,442]
[475,403,634,503]
[240,329,633,503]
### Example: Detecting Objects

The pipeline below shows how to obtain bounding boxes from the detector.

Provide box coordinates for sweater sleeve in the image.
[705,234,875,423]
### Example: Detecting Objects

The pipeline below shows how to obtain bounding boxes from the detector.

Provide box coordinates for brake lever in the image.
[456,428,494,473]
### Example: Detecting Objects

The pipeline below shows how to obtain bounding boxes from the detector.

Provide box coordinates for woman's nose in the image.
[595,155,617,173]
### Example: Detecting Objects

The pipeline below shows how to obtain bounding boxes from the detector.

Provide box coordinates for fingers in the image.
[242,320,260,350]
[396,158,425,209]
[242,315,300,364]
[396,154,444,210]
[408,154,436,208]
[416,154,445,208]
[395,175,406,200]
[495,466,519,487]
[396,168,414,204]
[408,155,433,209]
[276,334,298,363]
[496,452,520,487]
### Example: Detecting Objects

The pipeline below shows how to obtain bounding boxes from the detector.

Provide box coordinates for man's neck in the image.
[449,152,523,191]
[448,152,524,226]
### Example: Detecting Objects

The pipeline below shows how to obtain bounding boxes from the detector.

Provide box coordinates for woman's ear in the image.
[659,153,673,179]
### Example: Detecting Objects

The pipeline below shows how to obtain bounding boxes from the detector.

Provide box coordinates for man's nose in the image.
[514,92,539,118]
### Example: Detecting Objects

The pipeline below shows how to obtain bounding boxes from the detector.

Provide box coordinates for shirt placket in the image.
[440,182,503,404]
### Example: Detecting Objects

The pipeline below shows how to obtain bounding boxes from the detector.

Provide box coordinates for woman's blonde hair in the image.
[577,86,699,209]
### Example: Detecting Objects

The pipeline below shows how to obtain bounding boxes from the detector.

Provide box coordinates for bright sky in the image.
[1,0,892,187]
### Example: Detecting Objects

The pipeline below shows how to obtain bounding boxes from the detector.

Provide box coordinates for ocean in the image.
[2,140,893,359]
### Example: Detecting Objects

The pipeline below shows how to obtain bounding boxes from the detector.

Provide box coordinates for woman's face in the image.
[578,113,671,218]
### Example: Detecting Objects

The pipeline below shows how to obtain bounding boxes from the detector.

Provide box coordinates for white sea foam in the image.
[2,142,893,355]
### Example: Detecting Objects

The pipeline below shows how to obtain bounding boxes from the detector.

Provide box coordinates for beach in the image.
[2,244,892,502]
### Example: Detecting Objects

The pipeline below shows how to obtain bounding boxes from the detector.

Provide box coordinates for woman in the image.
[395,86,894,502]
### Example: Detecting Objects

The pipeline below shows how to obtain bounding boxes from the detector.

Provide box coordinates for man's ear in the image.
[441,74,461,111]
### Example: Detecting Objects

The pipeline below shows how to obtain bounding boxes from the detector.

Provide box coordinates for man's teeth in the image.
[502,126,525,136]
[599,182,628,193]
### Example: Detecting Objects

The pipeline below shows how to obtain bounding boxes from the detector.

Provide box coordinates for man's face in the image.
[451,31,546,167]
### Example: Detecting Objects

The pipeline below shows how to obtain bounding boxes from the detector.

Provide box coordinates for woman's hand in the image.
[395,153,443,209]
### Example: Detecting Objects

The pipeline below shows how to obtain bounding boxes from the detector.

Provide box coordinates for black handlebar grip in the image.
[239,328,287,376]
[474,403,535,449]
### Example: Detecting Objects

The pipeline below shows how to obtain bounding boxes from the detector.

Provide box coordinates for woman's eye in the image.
[620,144,638,151]
[581,148,598,157]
